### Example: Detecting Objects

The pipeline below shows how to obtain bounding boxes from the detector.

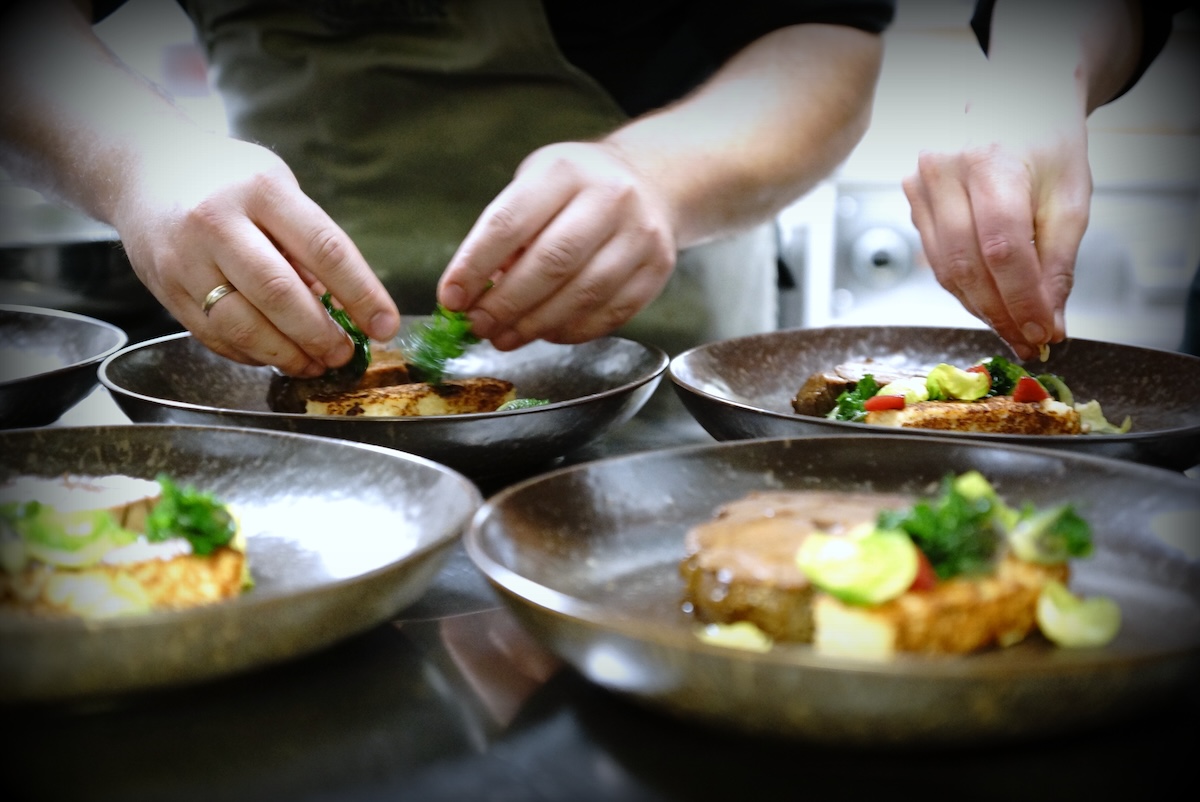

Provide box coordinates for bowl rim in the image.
[99,330,670,422]
[666,325,1200,442]
[0,303,129,387]
[464,432,1200,680]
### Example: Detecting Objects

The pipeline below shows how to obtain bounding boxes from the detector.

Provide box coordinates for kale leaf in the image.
[320,292,372,379]
[981,355,1027,397]
[877,473,1002,579]
[403,304,480,385]
[827,374,881,422]
[145,474,236,556]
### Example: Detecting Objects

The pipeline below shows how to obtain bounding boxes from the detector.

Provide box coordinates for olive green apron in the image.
[181,0,777,355]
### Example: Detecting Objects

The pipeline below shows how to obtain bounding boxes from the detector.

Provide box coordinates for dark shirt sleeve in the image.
[545,0,896,117]
[970,0,1187,104]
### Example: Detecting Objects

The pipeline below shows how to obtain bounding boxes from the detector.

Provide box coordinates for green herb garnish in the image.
[980,355,1027,397]
[320,292,371,379]
[876,471,1093,580]
[878,473,1003,579]
[826,374,881,422]
[496,398,550,411]
[403,304,480,384]
[145,474,236,556]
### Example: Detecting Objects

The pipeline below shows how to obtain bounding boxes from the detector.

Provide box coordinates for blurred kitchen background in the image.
[3,0,1198,350]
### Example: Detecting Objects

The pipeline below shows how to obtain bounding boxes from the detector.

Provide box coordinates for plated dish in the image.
[98,320,668,479]
[0,424,482,704]
[465,435,1200,745]
[669,325,1200,471]
[0,303,127,428]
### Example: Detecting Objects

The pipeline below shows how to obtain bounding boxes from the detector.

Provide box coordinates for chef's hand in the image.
[903,94,1092,362]
[436,141,677,351]
[114,133,400,376]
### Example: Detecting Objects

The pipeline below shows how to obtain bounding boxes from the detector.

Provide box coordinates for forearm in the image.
[985,0,1143,116]
[0,0,202,225]
[602,24,884,248]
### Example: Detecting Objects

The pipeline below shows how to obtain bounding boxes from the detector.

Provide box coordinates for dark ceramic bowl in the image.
[465,434,1200,746]
[669,325,1200,471]
[99,322,668,479]
[0,424,482,705]
[0,304,128,428]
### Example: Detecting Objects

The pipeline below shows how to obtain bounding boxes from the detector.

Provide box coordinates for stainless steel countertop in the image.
[11,387,1198,801]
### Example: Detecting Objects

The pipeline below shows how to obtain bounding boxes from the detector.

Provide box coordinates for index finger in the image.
[964,154,1054,350]
[439,166,579,311]
[253,184,400,343]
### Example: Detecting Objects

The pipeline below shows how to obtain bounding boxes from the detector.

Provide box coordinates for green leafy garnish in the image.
[320,292,371,379]
[1,500,136,569]
[980,355,1027,397]
[496,398,550,411]
[403,304,480,384]
[826,374,881,422]
[145,474,236,556]
[878,473,1003,579]
[1008,503,1093,564]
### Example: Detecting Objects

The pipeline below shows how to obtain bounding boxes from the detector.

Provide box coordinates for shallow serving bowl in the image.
[0,303,128,428]
[669,325,1200,471]
[99,320,668,479]
[0,424,482,705]
[465,435,1200,746]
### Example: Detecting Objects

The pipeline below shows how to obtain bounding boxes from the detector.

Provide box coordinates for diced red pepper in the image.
[909,548,938,592]
[863,394,906,412]
[1012,375,1050,403]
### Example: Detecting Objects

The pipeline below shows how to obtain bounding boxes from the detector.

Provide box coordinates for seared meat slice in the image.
[791,361,926,417]
[680,490,912,642]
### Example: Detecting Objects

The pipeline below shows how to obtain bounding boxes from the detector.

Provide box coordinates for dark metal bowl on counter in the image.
[0,304,128,428]
[0,424,482,705]
[669,325,1200,472]
[99,321,669,479]
[465,434,1200,746]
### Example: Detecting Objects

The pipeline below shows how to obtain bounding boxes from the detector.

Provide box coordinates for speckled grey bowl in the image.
[0,304,127,428]
[0,424,482,705]
[670,325,1200,471]
[99,323,667,479]
[466,434,1200,746]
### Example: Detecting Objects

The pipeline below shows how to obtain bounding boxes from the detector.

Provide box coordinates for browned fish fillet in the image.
[1,547,247,618]
[268,347,414,412]
[813,554,1069,658]
[305,377,516,417]
[865,395,1082,435]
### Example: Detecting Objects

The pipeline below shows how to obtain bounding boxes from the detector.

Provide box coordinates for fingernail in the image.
[440,283,467,311]
[1053,309,1065,339]
[369,310,399,341]
[1021,322,1046,345]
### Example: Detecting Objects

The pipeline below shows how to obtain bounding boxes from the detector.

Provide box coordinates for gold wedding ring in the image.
[202,282,238,316]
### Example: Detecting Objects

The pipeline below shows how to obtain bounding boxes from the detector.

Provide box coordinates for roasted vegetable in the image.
[496,398,550,411]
